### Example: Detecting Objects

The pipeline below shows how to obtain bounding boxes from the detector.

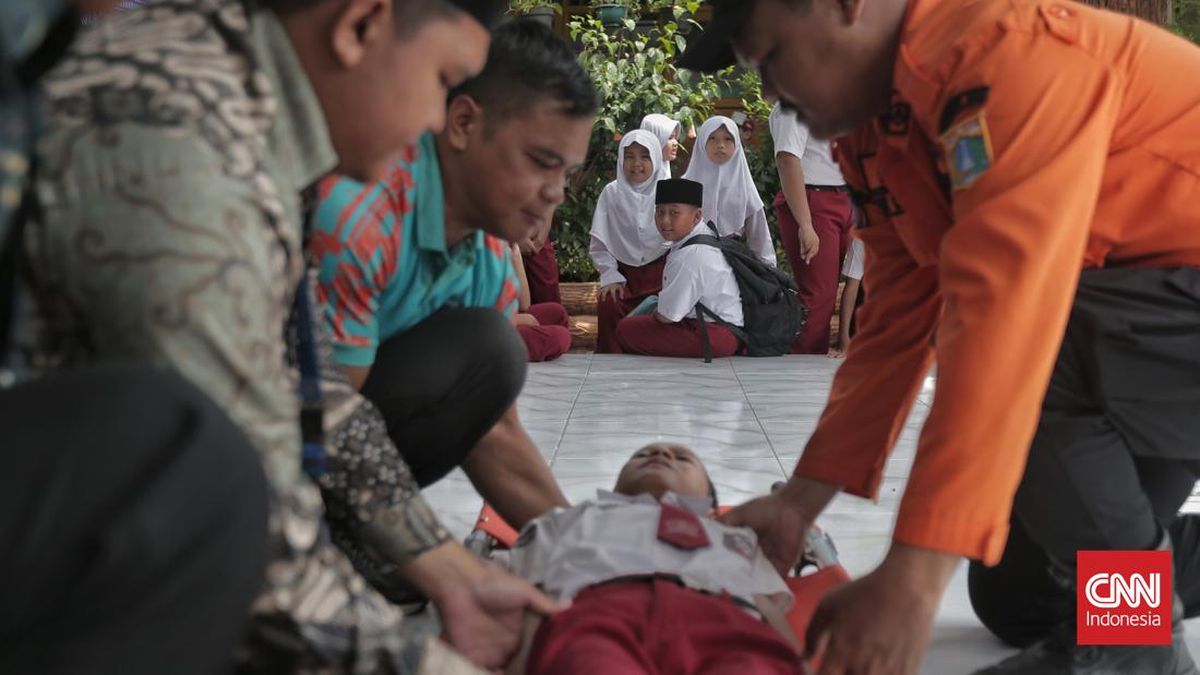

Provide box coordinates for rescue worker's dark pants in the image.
[969,267,1200,647]
[361,307,527,487]
[0,364,269,675]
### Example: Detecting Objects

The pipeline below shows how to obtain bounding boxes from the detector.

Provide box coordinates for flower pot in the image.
[523,6,555,28]
[593,4,627,25]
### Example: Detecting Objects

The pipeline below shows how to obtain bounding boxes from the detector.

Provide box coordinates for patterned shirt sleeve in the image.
[299,268,451,599]
[311,174,404,368]
[484,234,520,319]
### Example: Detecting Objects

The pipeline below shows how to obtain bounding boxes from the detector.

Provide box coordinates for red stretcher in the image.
[466,503,851,662]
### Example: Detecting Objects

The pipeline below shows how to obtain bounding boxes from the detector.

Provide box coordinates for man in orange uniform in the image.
[681,0,1200,673]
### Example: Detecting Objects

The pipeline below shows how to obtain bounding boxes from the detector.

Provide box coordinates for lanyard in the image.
[294,274,326,480]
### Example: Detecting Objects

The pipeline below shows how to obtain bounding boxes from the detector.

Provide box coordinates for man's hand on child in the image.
[515,314,540,327]
[805,544,957,675]
[438,562,570,670]
[720,476,840,576]
[599,283,627,302]
[402,542,569,670]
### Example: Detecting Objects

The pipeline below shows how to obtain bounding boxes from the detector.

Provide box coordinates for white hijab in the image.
[590,130,668,266]
[682,116,764,238]
[640,113,681,180]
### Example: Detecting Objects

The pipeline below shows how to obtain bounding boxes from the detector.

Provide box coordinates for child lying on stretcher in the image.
[504,443,804,674]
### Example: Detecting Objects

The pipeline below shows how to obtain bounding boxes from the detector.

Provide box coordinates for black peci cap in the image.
[655,178,704,207]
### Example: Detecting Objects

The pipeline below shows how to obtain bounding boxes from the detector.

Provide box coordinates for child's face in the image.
[614,443,713,505]
[622,142,654,184]
[654,203,702,242]
[663,128,680,162]
[704,125,736,166]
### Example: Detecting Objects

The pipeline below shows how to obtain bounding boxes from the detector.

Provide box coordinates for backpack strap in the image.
[679,234,722,251]
[694,302,747,364]
[695,302,715,364]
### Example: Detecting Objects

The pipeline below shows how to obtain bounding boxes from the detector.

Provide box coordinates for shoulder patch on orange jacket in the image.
[940,109,994,190]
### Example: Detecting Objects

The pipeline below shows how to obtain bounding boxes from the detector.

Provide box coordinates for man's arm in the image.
[792,130,941,499]
[722,130,941,574]
[463,404,568,528]
[889,37,1119,564]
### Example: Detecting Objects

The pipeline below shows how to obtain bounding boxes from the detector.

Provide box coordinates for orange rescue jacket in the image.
[795,0,1200,565]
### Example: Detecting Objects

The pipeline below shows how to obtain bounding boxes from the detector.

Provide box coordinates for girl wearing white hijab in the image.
[589,129,669,353]
[640,113,682,180]
[682,116,776,266]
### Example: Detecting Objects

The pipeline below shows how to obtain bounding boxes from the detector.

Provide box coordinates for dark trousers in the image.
[0,365,269,675]
[519,302,572,362]
[360,307,527,487]
[616,316,741,359]
[597,257,667,354]
[775,190,855,354]
[969,267,1200,647]
[524,240,562,305]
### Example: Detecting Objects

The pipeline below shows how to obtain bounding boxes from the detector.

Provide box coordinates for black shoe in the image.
[972,617,1198,674]
[975,528,1199,675]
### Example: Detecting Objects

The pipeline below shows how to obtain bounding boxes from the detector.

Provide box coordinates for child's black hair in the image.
[707,474,719,510]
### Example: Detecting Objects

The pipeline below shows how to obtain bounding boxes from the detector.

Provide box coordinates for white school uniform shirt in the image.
[682,117,776,267]
[657,224,744,326]
[509,490,794,612]
[842,237,865,281]
[589,130,670,287]
[768,103,846,187]
[641,113,681,181]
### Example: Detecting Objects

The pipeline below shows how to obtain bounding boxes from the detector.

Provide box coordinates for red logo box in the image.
[1077,550,1172,646]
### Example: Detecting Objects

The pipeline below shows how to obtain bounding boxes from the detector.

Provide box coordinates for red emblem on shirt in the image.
[657,503,711,550]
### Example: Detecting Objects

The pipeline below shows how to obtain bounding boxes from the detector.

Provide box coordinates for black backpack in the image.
[680,225,808,362]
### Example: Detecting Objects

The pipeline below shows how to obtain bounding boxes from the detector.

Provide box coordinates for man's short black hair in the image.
[257,0,505,36]
[449,19,598,127]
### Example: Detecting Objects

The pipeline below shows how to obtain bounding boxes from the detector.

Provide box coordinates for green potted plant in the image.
[590,0,631,26]
[507,0,559,27]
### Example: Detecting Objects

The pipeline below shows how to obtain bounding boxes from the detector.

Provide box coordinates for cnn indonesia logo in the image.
[1077,550,1172,646]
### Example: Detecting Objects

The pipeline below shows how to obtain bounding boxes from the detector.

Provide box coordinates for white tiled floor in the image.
[424,353,1200,674]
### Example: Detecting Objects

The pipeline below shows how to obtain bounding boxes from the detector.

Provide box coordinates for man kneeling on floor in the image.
[616,179,745,358]
[506,443,803,674]
[313,20,596,566]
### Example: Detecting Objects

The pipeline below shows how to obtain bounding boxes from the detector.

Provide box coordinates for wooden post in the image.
[1078,0,1173,26]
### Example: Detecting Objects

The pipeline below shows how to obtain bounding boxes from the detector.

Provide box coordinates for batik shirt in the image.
[26,1,451,671]
[313,133,519,369]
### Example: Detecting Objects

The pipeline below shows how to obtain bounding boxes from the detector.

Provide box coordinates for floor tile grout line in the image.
[549,353,594,467]
[728,359,790,478]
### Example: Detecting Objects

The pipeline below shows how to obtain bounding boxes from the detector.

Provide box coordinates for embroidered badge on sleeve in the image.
[940,110,994,190]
